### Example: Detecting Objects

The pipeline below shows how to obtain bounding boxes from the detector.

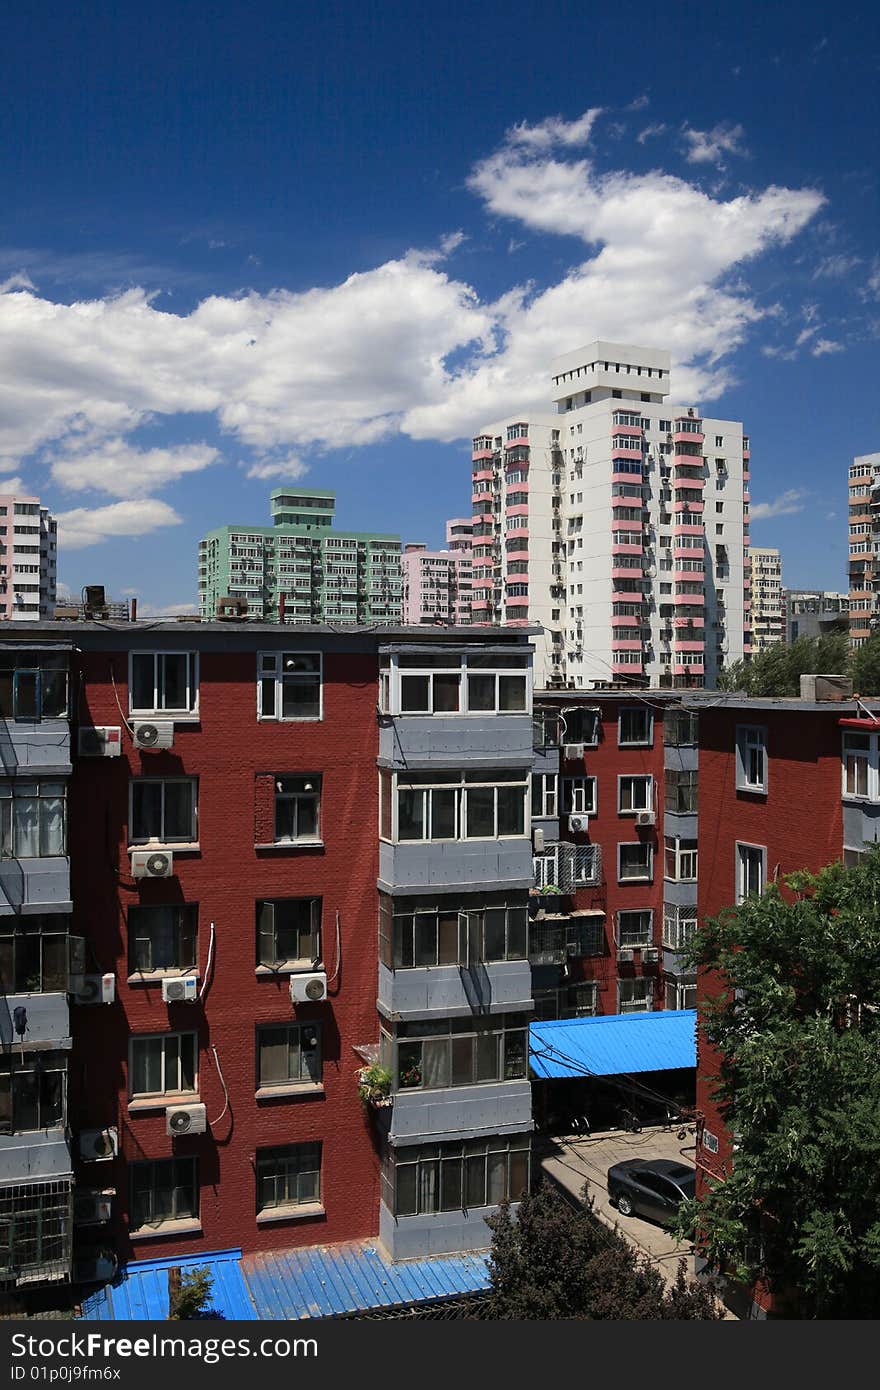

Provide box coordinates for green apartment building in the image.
[198,489,403,623]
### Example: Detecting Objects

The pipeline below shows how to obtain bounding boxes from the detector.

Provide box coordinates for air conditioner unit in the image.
[73,1192,113,1226]
[618,947,635,962]
[133,721,174,750]
[70,973,116,1006]
[72,1249,118,1286]
[562,743,585,760]
[166,1102,207,1137]
[162,976,199,1003]
[568,814,590,834]
[636,810,656,827]
[290,971,328,1004]
[132,849,174,879]
[643,946,659,962]
[78,726,122,758]
[79,1128,118,1163]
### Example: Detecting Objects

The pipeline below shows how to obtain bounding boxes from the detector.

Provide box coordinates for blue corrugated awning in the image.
[530,1009,697,1079]
[80,1249,256,1322]
[80,1240,491,1322]
[241,1241,491,1320]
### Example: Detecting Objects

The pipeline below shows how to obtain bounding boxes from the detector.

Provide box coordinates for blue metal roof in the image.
[81,1249,257,1322]
[530,1009,697,1079]
[80,1240,491,1322]
[241,1241,491,1320]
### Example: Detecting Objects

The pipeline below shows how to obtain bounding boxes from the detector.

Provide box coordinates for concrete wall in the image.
[0,859,72,915]
[388,1080,533,1145]
[377,960,533,1021]
[380,1197,512,1259]
[378,714,533,770]
[378,838,535,895]
[0,720,71,776]
[0,990,70,1050]
[0,1131,72,1182]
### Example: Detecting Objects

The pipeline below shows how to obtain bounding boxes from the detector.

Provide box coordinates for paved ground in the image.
[537,1123,699,1274]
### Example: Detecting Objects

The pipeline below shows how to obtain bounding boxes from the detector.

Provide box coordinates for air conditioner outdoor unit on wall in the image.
[78,727,122,758]
[636,810,656,827]
[617,947,634,962]
[166,1103,207,1137]
[70,973,116,1006]
[290,971,328,1004]
[133,721,174,750]
[132,849,174,879]
[161,976,199,1003]
[562,743,585,761]
[642,946,659,962]
[73,1192,113,1226]
[568,814,590,834]
[72,1249,118,1286]
[79,1128,118,1163]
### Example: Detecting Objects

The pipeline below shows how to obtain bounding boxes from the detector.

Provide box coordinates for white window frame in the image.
[665,977,697,1011]
[664,835,698,882]
[129,651,198,718]
[129,1032,198,1100]
[129,777,198,846]
[842,731,876,800]
[618,775,653,815]
[618,978,654,1013]
[387,770,530,844]
[561,776,597,816]
[735,724,768,794]
[618,706,653,747]
[386,652,532,718]
[531,773,558,818]
[257,651,323,722]
[274,776,322,844]
[736,841,766,904]
[618,841,653,883]
[663,905,697,951]
[616,910,653,948]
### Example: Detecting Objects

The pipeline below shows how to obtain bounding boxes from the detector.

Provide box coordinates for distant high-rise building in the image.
[400,519,474,626]
[848,453,880,646]
[470,342,751,688]
[0,492,57,620]
[198,489,402,623]
[784,589,849,643]
[749,547,784,650]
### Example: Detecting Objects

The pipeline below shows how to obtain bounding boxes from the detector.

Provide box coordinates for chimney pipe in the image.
[130,597,137,623]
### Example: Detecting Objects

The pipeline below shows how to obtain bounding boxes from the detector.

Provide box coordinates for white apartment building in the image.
[750,547,784,650]
[0,493,58,621]
[400,519,474,626]
[471,342,751,688]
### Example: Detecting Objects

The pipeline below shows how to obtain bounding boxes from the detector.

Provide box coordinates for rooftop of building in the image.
[534,686,880,715]
[0,618,539,642]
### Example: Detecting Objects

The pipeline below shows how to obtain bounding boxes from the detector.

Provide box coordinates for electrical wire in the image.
[108,659,135,737]
[208,1044,230,1127]
[198,920,216,1002]
[325,910,342,988]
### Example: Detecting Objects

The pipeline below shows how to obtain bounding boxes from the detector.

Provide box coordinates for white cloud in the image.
[681,121,747,167]
[504,110,604,151]
[813,254,861,279]
[811,338,843,356]
[750,489,807,520]
[49,439,219,497]
[244,454,309,481]
[137,600,199,617]
[0,271,35,294]
[637,123,668,144]
[627,95,650,112]
[56,498,183,549]
[0,475,26,493]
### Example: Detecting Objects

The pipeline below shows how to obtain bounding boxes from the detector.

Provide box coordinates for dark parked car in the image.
[606,1158,696,1226]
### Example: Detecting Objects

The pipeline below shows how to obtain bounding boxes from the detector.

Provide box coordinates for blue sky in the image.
[1,0,878,610]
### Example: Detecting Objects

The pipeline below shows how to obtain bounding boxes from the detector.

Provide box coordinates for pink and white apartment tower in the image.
[470,341,751,688]
[400,519,473,626]
[0,493,58,621]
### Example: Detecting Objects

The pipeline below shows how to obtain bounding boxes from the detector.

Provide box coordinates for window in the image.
[379,895,527,969]
[665,977,698,1011]
[735,725,767,793]
[618,706,653,746]
[665,836,698,881]
[130,652,197,715]
[619,979,654,1013]
[384,1015,528,1092]
[257,1024,321,1088]
[532,983,599,1020]
[388,652,529,716]
[0,1060,65,1133]
[0,781,66,858]
[128,905,197,976]
[386,769,528,842]
[617,910,652,948]
[130,778,197,844]
[383,1134,530,1216]
[619,842,653,882]
[843,732,873,798]
[665,768,698,813]
[663,905,697,951]
[130,1158,198,1232]
[560,776,597,816]
[560,707,600,746]
[0,918,75,993]
[258,652,322,720]
[531,773,558,818]
[619,776,653,814]
[736,843,765,903]
[129,1033,197,1099]
[274,776,321,843]
[0,656,68,722]
[256,898,321,969]
[256,1143,321,1213]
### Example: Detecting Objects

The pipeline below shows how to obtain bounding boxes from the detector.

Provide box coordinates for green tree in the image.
[850,632,880,696]
[168,1266,214,1320]
[677,849,880,1317]
[718,633,850,697]
[483,1179,721,1319]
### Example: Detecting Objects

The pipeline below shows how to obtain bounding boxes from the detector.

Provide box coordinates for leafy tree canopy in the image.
[168,1266,214,1320]
[677,849,880,1317]
[718,632,851,697]
[484,1179,721,1319]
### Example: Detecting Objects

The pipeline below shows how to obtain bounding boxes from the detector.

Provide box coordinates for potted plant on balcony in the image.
[530,884,564,915]
[398,1063,422,1090]
[357,1063,393,1107]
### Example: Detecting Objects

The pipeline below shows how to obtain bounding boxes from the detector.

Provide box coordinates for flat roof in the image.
[534,688,880,716]
[530,1010,697,1080]
[0,619,539,640]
